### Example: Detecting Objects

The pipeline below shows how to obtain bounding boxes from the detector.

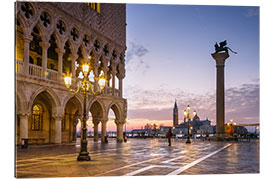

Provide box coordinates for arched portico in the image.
[15,2,127,147]
[63,96,83,142]
[16,89,29,145]
[88,100,105,142]
[108,103,124,143]
[27,88,62,144]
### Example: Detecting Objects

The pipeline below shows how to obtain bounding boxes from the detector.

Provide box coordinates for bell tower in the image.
[173,99,179,127]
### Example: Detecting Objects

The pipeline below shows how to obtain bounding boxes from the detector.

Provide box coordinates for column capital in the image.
[93,121,100,126]
[56,47,65,54]
[39,42,51,50]
[52,114,64,121]
[101,118,109,123]
[18,113,30,118]
[72,54,79,61]
[211,52,229,67]
[110,70,117,76]
[23,34,32,43]
[115,121,125,125]
[116,73,125,80]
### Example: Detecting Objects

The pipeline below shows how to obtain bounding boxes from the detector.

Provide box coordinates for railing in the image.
[115,89,120,97]
[16,60,23,73]
[106,87,113,96]
[105,87,121,97]
[17,62,122,98]
[47,69,58,81]
[29,64,42,78]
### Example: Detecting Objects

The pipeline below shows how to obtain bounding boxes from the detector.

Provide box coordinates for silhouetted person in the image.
[123,132,127,142]
[167,128,173,146]
[105,134,108,143]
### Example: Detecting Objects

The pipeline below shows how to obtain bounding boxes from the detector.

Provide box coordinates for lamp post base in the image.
[186,137,191,144]
[77,151,91,161]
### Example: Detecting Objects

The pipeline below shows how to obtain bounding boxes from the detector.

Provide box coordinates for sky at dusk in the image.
[116,4,260,131]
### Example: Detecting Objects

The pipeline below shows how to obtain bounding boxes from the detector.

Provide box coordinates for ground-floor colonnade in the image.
[16,82,127,145]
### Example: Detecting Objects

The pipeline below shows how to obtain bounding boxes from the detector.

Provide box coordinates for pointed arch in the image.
[16,86,28,113]
[28,87,61,113]
[16,12,29,30]
[62,94,83,115]
[88,98,105,120]
[33,21,49,42]
[107,102,122,121]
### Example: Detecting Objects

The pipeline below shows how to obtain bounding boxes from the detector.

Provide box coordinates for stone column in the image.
[19,113,29,140]
[211,52,229,136]
[93,66,99,92]
[22,34,32,75]
[101,119,108,143]
[72,118,79,141]
[116,121,124,143]
[118,77,123,97]
[54,116,62,144]
[40,42,50,79]
[93,121,99,142]
[71,54,78,78]
[56,47,65,81]
[105,72,111,95]
[71,54,78,87]
[112,74,116,96]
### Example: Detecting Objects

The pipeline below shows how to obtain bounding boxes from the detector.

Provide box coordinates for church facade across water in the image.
[172,100,214,135]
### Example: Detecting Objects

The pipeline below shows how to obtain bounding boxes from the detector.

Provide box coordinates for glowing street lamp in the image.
[183,105,196,144]
[63,57,107,161]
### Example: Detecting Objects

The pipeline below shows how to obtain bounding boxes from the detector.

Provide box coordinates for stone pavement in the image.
[15,138,259,178]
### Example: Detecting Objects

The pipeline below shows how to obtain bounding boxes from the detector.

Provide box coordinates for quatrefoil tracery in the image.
[21,2,33,19]
[57,21,66,35]
[71,28,79,41]
[40,12,51,27]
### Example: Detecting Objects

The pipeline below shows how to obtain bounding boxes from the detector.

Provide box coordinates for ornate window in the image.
[56,20,66,35]
[70,28,79,42]
[21,2,33,19]
[112,50,117,60]
[94,40,100,52]
[48,35,58,70]
[31,104,43,131]
[103,44,109,56]
[40,12,51,28]
[30,27,42,56]
[83,34,89,47]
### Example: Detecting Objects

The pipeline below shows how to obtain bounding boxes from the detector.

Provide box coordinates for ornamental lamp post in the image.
[184,105,196,144]
[64,59,106,161]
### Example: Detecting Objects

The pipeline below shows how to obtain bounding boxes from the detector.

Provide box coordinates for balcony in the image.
[16,60,122,98]
[29,63,42,78]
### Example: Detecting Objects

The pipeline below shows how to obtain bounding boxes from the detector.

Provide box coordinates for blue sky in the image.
[124,4,259,130]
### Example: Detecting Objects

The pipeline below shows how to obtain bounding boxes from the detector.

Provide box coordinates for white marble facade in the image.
[15,2,127,144]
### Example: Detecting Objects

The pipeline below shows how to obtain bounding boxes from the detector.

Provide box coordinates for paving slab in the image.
[15,138,259,178]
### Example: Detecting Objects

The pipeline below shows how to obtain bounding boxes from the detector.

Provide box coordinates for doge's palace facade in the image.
[15,2,127,145]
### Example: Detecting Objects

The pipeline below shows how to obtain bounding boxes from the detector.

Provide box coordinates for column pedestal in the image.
[19,114,29,140]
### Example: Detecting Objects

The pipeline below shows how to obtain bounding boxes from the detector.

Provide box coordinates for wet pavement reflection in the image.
[16,138,259,178]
